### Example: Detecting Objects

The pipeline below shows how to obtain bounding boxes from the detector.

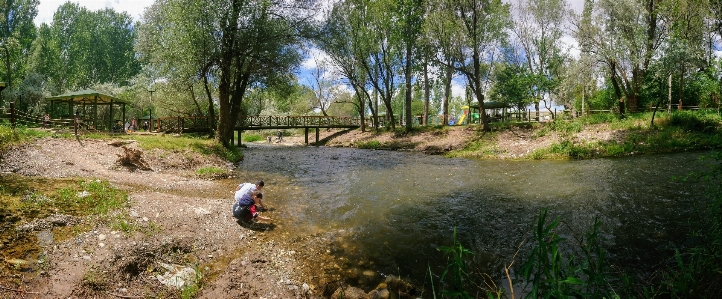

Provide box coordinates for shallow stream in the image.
[239,145,709,291]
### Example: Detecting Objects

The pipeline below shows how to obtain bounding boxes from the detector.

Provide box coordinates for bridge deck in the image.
[155,115,366,133]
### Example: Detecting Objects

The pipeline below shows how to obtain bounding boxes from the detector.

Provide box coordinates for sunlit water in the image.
[237,144,711,290]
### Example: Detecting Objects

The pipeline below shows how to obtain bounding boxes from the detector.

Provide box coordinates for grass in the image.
[195,166,229,177]
[54,180,129,216]
[355,140,382,149]
[0,125,51,151]
[242,133,263,142]
[1,178,129,219]
[109,212,161,236]
[111,133,244,163]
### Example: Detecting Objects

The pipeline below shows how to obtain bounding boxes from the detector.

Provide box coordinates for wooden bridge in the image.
[234,115,362,144]
[136,115,366,144]
[1,101,373,144]
[0,103,366,144]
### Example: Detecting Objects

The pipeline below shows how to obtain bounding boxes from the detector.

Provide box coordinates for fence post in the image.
[10,102,15,128]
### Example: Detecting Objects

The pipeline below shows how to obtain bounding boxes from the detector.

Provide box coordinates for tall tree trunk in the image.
[189,85,204,116]
[3,46,11,87]
[404,42,412,132]
[678,69,684,110]
[358,86,365,132]
[214,1,239,146]
[471,49,488,131]
[443,64,452,125]
[423,52,429,126]
[610,60,626,116]
[203,71,216,129]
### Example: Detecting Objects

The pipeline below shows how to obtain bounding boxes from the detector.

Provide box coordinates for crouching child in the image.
[232,190,271,223]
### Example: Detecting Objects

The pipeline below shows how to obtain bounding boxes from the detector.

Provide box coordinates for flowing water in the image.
[237,144,712,290]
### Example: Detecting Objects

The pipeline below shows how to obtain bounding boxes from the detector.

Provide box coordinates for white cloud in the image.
[451,79,466,101]
[301,48,330,70]
[35,0,153,26]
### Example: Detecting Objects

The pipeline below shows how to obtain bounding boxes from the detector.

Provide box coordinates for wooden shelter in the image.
[45,89,128,131]
[470,101,511,122]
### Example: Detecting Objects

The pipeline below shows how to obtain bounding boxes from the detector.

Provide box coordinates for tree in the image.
[512,0,569,120]
[489,61,534,112]
[318,0,373,131]
[28,24,60,94]
[137,0,313,146]
[137,0,219,124]
[307,57,335,116]
[0,0,38,88]
[430,0,512,131]
[657,0,709,110]
[579,0,664,115]
[354,0,404,131]
[30,3,139,92]
[393,0,425,131]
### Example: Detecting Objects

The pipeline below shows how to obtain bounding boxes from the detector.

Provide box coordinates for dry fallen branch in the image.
[115,146,152,171]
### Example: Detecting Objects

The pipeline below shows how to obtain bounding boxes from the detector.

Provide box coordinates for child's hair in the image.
[252,190,263,199]
[255,180,265,187]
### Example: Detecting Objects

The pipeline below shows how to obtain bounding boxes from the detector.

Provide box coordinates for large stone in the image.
[368,288,390,299]
[331,286,369,299]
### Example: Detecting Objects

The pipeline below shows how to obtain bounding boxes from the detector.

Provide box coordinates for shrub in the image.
[668,111,719,133]
[356,140,381,149]
[242,134,263,142]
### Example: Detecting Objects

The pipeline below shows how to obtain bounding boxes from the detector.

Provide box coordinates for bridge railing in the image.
[153,115,363,132]
[237,115,361,128]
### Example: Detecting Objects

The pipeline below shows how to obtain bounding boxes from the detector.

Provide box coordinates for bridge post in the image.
[315,128,319,144]
[304,128,308,144]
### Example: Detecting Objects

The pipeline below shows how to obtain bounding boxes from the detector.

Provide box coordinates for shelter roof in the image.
[470,101,510,109]
[45,89,127,104]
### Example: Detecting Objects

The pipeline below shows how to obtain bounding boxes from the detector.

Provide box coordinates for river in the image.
[236,144,711,291]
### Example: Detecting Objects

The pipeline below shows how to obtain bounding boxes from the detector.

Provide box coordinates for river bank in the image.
[288,113,721,159]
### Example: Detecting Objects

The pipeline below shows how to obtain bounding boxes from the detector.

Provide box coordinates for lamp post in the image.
[149,89,155,131]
